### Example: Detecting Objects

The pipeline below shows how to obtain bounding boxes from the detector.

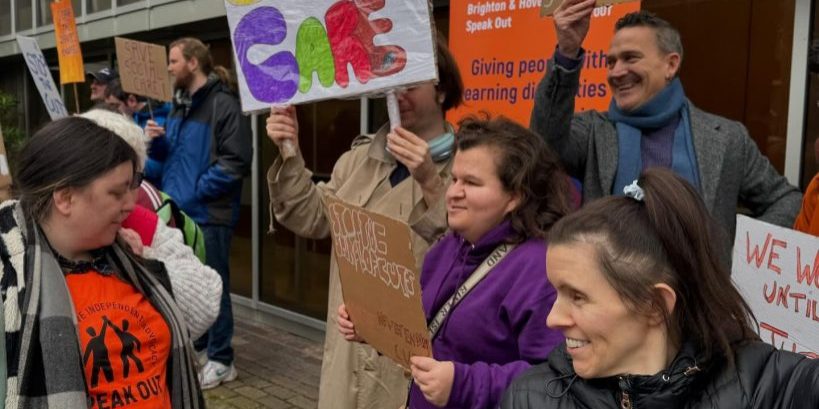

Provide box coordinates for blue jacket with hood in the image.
[145,74,252,227]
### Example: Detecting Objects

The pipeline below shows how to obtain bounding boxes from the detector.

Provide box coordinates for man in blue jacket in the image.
[145,37,252,389]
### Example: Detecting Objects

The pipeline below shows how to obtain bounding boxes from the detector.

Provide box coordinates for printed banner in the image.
[541,0,637,16]
[732,215,819,358]
[16,36,69,120]
[115,38,173,102]
[324,195,431,369]
[448,1,641,126]
[224,0,438,113]
[51,0,85,84]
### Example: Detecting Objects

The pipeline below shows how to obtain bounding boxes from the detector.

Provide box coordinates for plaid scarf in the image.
[0,201,204,409]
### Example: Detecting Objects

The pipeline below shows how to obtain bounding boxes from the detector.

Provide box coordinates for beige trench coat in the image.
[267,125,452,409]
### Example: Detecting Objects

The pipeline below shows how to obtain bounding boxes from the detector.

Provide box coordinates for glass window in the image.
[230,175,253,299]
[0,0,11,35]
[86,0,110,14]
[15,0,33,31]
[36,0,51,27]
[117,0,143,7]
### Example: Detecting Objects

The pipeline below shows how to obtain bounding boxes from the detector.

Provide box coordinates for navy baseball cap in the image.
[87,67,119,83]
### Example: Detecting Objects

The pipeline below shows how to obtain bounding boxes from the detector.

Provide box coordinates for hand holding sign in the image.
[410,356,455,407]
[144,120,165,139]
[336,304,364,343]
[386,127,438,190]
[554,0,597,59]
[266,106,298,159]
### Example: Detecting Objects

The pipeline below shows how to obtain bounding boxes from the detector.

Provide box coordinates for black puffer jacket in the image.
[501,341,819,409]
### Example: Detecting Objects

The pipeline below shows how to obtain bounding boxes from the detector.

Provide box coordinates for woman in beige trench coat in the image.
[265,39,464,409]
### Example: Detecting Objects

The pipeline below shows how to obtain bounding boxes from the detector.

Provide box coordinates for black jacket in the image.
[501,341,819,409]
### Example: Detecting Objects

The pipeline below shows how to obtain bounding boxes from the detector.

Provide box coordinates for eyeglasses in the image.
[130,172,144,190]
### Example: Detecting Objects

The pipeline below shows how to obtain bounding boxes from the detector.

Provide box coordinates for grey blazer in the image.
[531,58,801,239]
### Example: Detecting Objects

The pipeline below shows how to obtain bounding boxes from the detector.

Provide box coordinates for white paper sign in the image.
[16,36,69,120]
[732,215,819,358]
[224,0,438,113]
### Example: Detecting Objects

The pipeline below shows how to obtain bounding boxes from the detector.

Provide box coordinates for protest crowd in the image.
[1,0,819,408]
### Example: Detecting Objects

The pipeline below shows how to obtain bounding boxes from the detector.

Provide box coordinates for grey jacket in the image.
[531,57,801,238]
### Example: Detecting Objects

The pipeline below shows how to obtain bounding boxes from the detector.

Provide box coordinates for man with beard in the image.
[531,3,800,238]
[144,37,251,389]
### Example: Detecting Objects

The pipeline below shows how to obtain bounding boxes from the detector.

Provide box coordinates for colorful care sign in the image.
[324,195,431,369]
[448,0,641,126]
[51,0,85,84]
[224,0,438,113]
[732,215,819,358]
[16,36,69,120]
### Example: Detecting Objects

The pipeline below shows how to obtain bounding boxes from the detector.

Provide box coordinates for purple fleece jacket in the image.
[408,221,563,409]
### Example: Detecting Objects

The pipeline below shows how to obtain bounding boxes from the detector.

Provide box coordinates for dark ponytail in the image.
[549,168,758,365]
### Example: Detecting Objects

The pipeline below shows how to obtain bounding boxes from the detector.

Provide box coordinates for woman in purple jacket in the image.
[339,117,572,408]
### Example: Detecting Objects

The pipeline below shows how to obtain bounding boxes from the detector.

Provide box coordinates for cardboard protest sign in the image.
[224,0,438,113]
[541,0,637,16]
[51,0,85,84]
[448,1,640,126]
[732,215,819,358]
[115,37,173,102]
[324,195,431,368]
[16,36,69,120]
[0,125,11,202]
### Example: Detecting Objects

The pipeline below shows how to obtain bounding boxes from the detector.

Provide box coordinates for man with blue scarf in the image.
[531,2,801,238]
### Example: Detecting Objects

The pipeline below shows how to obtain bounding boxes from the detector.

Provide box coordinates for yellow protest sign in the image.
[51,0,85,84]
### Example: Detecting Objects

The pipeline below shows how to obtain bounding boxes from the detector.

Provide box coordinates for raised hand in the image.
[386,127,438,190]
[266,105,300,158]
[554,0,597,58]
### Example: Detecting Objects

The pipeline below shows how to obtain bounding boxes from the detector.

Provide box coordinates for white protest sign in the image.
[224,0,438,113]
[16,36,69,120]
[732,215,819,358]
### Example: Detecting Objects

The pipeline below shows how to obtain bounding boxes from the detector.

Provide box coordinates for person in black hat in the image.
[87,67,119,103]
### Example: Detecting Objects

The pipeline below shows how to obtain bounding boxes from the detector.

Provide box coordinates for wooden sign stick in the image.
[72,83,80,114]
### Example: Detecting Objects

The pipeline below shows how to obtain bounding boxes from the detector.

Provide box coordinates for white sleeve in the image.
[143,219,222,339]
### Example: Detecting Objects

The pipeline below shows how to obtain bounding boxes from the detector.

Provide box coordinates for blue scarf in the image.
[608,78,701,195]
